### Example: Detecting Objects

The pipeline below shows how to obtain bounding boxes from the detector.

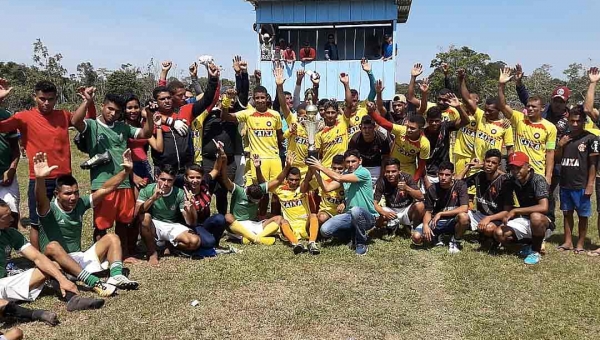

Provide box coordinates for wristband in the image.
[165,117,174,127]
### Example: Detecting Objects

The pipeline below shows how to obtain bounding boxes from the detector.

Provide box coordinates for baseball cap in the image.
[508,151,529,167]
[393,94,407,103]
[552,86,571,101]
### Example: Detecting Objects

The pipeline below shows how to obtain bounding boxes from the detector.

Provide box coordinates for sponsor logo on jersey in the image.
[253,129,275,137]
[561,158,580,167]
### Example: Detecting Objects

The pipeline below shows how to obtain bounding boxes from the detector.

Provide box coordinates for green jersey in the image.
[343,166,378,216]
[83,119,139,190]
[138,184,185,223]
[230,183,266,221]
[0,109,18,176]
[0,227,28,278]
[38,196,92,253]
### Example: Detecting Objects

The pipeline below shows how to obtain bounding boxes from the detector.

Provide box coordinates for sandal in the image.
[587,250,600,257]
[556,245,573,252]
[573,248,586,255]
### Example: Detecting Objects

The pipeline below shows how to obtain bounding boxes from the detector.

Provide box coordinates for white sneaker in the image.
[107,275,139,290]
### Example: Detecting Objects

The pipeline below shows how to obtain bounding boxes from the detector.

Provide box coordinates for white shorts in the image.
[382,206,412,226]
[0,268,44,302]
[68,244,109,274]
[0,177,19,213]
[467,210,501,231]
[234,154,246,186]
[153,219,191,247]
[506,217,553,240]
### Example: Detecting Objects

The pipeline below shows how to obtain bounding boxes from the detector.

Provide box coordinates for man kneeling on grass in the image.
[268,152,320,255]
[221,154,281,246]
[34,151,138,294]
[413,161,469,253]
[494,152,551,265]
[0,199,104,322]
[137,164,199,265]
[374,158,425,236]
[456,149,512,246]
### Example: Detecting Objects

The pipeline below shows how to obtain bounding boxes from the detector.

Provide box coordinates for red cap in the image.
[552,86,571,101]
[508,151,529,167]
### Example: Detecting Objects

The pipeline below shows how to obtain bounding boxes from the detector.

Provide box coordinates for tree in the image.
[563,63,588,103]
[77,62,98,86]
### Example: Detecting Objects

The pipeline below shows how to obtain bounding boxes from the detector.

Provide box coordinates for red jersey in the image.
[0,109,72,179]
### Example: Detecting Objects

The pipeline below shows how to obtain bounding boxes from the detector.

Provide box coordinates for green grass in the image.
[4,132,600,339]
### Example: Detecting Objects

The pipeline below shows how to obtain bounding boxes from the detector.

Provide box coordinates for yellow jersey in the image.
[340,102,368,137]
[509,110,557,175]
[316,120,348,168]
[425,102,459,122]
[389,124,430,175]
[273,184,310,228]
[318,178,345,215]
[284,114,309,169]
[235,107,282,159]
[473,108,514,161]
[190,110,210,164]
[453,114,477,158]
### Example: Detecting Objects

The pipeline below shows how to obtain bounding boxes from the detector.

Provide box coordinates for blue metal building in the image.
[245,0,412,100]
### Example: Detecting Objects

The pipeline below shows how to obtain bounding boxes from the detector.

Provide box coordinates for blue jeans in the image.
[195,214,226,248]
[320,207,375,246]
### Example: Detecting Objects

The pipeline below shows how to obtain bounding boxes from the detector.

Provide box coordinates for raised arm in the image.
[417,78,430,115]
[497,66,515,120]
[191,63,220,118]
[306,157,360,184]
[293,69,305,109]
[340,73,353,118]
[448,94,469,129]
[584,67,600,122]
[407,63,424,107]
[33,153,57,217]
[442,63,453,93]
[182,187,197,227]
[220,93,238,123]
[366,98,392,131]
[274,64,292,119]
[514,64,529,106]
[361,59,376,102]
[375,79,388,117]
[147,110,164,152]
[91,149,133,206]
[158,61,172,86]
[189,63,204,97]
[310,72,320,103]
[71,87,96,132]
[313,169,341,193]
[219,152,235,192]
[458,69,478,113]
[300,167,314,194]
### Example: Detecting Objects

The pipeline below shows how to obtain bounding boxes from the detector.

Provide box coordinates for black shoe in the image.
[293,243,307,255]
[80,151,111,170]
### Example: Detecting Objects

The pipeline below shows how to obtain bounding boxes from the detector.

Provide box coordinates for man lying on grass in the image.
[0,199,104,322]
[33,150,139,293]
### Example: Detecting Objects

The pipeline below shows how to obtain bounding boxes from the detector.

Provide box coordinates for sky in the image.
[1,0,599,83]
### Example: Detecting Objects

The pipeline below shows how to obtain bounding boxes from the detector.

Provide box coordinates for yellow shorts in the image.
[288,220,309,240]
[244,158,283,186]
[319,199,341,217]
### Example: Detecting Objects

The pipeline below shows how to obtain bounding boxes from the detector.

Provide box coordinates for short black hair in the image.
[360,115,374,126]
[103,93,125,110]
[408,115,426,128]
[484,149,502,161]
[0,199,9,209]
[438,88,452,96]
[34,81,57,94]
[438,161,454,173]
[323,100,338,112]
[350,89,359,97]
[153,86,170,100]
[344,149,361,160]
[185,164,204,176]
[569,105,586,121]
[426,106,442,120]
[332,155,345,165]
[158,164,178,177]
[246,184,264,200]
[485,97,499,106]
[303,41,310,47]
[384,158,400,168]
[318,99,328,107]
[288,167,301,176]
[254,86,268,96]
[167,80,186,94]
[55,175,78,189]
[283,91,292,97]
[528,95,546,107]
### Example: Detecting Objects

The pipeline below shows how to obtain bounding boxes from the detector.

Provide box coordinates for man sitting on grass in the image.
[137,164,199,265]
[494,152,551,265]
[413,161,469,254]
[268,152,320,255]
[0,199,105,318]
[33,150,139,294]
[374,158,425,235]
[456,149,512,245]
[221,154,282,246]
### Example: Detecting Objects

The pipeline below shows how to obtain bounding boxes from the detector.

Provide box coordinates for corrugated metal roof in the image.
[245,0,412,23]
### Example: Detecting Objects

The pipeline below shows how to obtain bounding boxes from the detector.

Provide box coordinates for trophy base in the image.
[305,149,319,165]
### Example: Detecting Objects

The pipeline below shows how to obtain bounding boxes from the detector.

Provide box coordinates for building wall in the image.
[259,60,396,101]
[256,0,397,24]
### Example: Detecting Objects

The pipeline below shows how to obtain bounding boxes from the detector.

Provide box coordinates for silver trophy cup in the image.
[302,93,320,162]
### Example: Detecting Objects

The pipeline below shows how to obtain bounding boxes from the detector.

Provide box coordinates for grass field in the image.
[3,135,600,339]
